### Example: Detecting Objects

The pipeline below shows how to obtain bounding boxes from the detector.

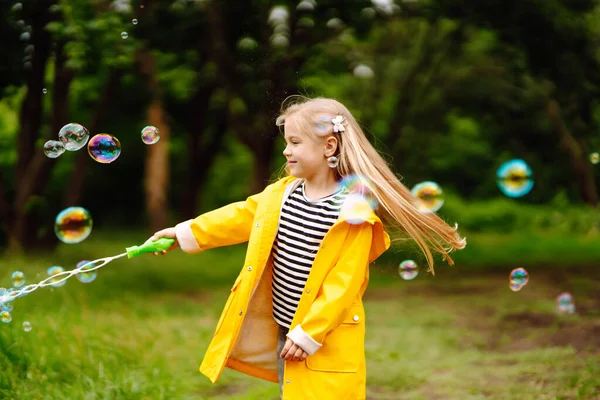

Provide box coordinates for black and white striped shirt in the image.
[271,181,348,328]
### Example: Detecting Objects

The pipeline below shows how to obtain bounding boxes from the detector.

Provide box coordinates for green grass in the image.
[0,231,598,399]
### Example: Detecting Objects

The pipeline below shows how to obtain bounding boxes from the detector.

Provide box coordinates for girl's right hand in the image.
[150,227,180,255]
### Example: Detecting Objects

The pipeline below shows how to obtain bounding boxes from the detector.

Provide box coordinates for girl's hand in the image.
[150,227,180,255]
[280,338,308,362]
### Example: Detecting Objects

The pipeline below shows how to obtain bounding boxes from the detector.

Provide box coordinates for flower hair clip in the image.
[332,115,347,133]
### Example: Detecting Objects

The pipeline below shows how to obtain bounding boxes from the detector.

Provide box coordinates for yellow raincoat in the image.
[175,176,390,399]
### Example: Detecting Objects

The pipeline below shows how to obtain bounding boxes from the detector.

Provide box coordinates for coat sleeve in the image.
[286,223,373,355]
[175,191,263,254]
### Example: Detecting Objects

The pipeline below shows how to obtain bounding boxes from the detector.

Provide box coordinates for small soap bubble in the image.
[19,32,30,41]
[1,311,12,324]
[509,267,529,287]
[58,123,90,151]
[556,292,576,314]
[76,260,97,283]
[411,181,444,213]
[0,288,12,312]
[398,260,419,280]
[141,126,160,145]
[353,64,374,79]
[497,159,534,198]
[121,31,128,39]
[132,18,138,25]
[42,88,47,94]
[23,321,32,332]
[47,266,67,288]
[12,3,23,12]
[54,206,93,244]
[590,152,599,165]
[43,140,65,158]
[87,134,121,163]
[11,271,25,289]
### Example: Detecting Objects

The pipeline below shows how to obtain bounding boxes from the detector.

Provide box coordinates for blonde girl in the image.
[152,97,465,399]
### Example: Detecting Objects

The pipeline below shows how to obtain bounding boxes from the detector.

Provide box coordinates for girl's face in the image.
[282,117,329,179]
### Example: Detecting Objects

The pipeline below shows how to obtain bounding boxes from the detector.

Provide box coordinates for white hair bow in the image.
[332,115,346,133]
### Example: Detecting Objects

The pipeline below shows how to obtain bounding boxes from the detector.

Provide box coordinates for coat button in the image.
[255,222,261,227]
[239,311,243,316]
[353,315,359,322]
[306,289,310,293]
[247,266,252,271]
[286,380,290,384]
[320,245,325,248]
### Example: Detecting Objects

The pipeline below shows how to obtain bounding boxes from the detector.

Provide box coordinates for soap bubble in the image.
[1,311,12,324]
[590,152,599,165]
[54,206,93,244]
[58,123,90,151]
[510,267,529,286]
[11,271,25,289]
[132,19,138,25]
[509,267,529,291]
[340,175,379,210]
[497,159,534,198]
[411,181,444,213]
[42,88,47,94]
[88,134,121,163]
[556,292,575,314]
[43,140,65,158]
[398,260,419,280]
[141,126,160,145]
[121,31,128,39]
[340,193,372,225]
[76,260,97,283]
[23,321,32,332]
[0,288,12,312]
[353,64,374,79]
[47,266,67,288]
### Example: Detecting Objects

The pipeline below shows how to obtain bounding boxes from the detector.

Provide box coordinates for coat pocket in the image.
[305,310,363,373]
[213,275,243,337]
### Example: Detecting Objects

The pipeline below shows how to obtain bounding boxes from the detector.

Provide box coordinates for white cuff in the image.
[286,325,322,356]
[175,220,202,254]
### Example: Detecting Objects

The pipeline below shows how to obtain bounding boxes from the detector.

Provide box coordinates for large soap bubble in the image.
[58,123,90,151]
[411,181,444,214]
[497,159,534,198]
[88,134,121,163]
[54,206,93,244]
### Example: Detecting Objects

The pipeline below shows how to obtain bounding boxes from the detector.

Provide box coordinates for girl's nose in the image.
[283,146,291,156]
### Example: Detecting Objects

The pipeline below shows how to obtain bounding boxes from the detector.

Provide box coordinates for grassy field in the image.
[0,231,598,399]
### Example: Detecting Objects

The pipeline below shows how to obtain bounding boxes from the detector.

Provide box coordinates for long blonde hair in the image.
[275,96,466,274]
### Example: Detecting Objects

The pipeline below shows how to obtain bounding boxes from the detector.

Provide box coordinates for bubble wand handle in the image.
[125,237,175,258]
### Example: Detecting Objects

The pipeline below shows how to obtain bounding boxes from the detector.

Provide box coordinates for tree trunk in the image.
[137,50,170,232]
[546,98,598,206]
[9,37,74,253]
[179,87,228,219]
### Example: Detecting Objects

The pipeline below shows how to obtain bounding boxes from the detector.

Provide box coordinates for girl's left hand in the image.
[280,338,308,362]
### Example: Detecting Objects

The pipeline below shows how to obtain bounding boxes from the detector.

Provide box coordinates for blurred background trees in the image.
[1,0,600,253]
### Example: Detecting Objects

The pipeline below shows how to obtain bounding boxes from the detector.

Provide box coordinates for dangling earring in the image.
[327,156,339,168]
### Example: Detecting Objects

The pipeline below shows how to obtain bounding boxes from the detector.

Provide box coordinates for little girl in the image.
[151,97,466,399]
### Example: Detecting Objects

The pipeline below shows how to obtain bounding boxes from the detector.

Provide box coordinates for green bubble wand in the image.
[0,237,175,304]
